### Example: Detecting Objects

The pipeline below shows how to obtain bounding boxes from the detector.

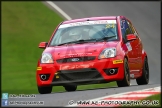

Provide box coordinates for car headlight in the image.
[98,48,116,59]
[41,53,54,63]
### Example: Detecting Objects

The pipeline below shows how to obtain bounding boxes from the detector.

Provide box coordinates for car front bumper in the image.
[36,56,124,87]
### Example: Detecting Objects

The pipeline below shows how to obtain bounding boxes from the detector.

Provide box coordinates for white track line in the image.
[112,94,153,97]
[89,86,160,101]
[46,1,72,20]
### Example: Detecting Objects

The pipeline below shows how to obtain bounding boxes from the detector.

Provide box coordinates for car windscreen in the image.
[49,20,118,46]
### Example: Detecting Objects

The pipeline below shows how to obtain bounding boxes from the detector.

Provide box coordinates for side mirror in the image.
[38,42,48,49]
[126,34,137,41]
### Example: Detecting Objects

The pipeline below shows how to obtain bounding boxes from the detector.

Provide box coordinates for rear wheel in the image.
[64,85,77,92]
[116,58,130,87]
[136,57,149,85]
[38,86,52,94]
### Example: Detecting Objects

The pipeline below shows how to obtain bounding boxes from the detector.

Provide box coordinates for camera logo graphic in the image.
[2,93,8,99]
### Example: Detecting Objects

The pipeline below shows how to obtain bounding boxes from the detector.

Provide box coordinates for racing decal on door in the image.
[126,42,132,51]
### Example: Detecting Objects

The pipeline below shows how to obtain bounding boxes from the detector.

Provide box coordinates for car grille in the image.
[56,56,96,63]
[53,68,102,82]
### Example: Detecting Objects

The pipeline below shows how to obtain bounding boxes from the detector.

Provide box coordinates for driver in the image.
[69,29,82,41]
[62,28,83,43]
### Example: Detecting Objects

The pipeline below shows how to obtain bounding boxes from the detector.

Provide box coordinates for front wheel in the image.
[64,85,77,92]
[116,58,130,87]
[136,57,149,85]
[38,86,52,94]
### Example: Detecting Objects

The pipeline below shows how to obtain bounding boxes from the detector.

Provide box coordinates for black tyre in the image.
[38,86,52,94]
[64,85,77,92]
[136,57,149,85]
[116,58,130,87]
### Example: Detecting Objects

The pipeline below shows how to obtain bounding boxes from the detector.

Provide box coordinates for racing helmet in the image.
[69,28,82,40]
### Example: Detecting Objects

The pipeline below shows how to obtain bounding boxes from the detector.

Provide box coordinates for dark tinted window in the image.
[127,21,139,37]
[125,20,132,35]
[121,19,126,39]
[127,21,134,34]
[120,19,132,39]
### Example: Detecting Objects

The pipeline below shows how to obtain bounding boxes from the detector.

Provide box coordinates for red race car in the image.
[36,16,149,94]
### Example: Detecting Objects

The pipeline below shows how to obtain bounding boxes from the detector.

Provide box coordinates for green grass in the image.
[121,93,161,107]
[141,93,161,107]
[2,1,117,94]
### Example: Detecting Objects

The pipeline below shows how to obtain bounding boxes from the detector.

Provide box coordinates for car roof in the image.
[62,16,127,24]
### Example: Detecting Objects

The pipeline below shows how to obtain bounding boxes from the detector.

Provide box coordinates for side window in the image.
[127,21,139,37]
[131,25,139,37]
[125,20,133,35]
[120,19,131,40]
[120,19,126,39]
[127,21,135,34]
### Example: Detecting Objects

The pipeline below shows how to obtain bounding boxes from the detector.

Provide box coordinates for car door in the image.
[120,19,135,71]
[127,20,142,71]
[130,23,143,70]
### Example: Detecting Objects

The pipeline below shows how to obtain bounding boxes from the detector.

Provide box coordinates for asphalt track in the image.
[9,1,161,107]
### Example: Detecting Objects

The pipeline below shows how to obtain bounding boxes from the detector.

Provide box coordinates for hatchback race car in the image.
[36,16,149,94]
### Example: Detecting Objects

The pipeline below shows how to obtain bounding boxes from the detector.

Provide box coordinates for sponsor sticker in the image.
[113,60,123,64]
[59,20,117,28]
[37,67,42,70]
[126,42,132,51]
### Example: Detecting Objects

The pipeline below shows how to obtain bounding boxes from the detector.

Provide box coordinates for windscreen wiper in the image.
[75,39,97,43]
[96,36,116,42]
[56,41,76,46]
[56,39,97,46]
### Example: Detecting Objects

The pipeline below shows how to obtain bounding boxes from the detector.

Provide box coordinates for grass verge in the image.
[2,1,117,94]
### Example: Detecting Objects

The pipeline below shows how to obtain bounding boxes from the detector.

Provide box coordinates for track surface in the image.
[9,1,161,107]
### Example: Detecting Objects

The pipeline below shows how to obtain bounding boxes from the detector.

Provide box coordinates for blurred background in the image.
[2,1,160,94]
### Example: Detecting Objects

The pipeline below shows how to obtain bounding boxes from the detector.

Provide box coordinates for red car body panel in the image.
[36,16,147,87]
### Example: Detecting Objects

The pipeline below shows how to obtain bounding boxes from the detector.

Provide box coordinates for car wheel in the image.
[38,86,52,94]
[64,85,77,92]
[136,57,149,85]
[116,58,130,87]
